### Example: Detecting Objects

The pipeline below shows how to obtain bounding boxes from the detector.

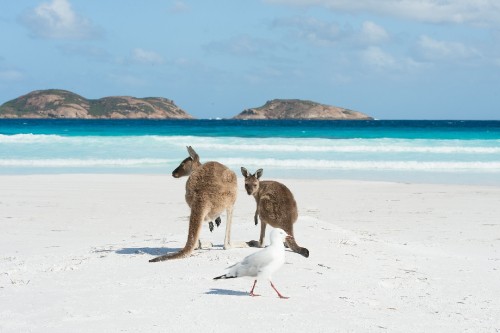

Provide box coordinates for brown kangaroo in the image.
[241,167,309,258]
[149,146,237,262]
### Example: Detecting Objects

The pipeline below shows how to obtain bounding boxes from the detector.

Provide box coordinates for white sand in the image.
[1,174,499,332]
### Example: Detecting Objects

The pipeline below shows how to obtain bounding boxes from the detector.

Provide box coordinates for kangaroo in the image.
[241,167,309,258]
[149,146,237,262]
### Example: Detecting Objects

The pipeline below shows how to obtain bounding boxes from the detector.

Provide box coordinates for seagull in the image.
[214,227,291,299]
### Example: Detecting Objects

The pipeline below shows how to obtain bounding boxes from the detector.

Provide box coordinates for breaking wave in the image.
[2,134,500,154]
[1,158,499,172]
[0,158,171,167]
[218,158,500,172]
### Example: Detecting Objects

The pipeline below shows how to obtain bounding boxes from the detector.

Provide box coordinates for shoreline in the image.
[1,170,499,187]
[1,174,499,332]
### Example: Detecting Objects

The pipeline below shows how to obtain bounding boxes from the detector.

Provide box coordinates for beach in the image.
[3,0,500,330]
[1,174,499,332]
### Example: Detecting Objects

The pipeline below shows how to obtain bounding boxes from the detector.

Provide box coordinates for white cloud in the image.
[416,35,481,61]
[132,48,165,65]
[58,44,110,61]
[273,17,391,47]
[360,21,389,44]
[360,46,396,69]
[265,0,500,26]
[224,35,262,55]
[169,1,190,13]
[20,0,100,39]
[204,35,286,60]
[272,16,345,46]
[359,46,427,72]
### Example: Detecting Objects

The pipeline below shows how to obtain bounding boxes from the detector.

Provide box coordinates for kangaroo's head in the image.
[241,167,263,195]
[172,146,201,178]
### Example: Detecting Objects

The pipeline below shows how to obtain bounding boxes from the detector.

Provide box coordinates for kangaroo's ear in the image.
[187,146,199,163]
[241,167,249,178]
[255,168,263,179]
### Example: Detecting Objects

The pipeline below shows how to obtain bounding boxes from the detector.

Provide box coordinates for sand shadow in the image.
[205,288,248,296]
[115,247,181,256]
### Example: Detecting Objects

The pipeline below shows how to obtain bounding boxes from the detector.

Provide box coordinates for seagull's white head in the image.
[270,228,292,244]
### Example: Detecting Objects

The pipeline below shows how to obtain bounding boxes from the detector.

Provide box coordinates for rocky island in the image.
[233,99,372,120]
[0,89,194,119]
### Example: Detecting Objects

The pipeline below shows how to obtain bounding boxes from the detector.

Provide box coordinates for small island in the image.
[233,99,373,120]
[0,89,194,119]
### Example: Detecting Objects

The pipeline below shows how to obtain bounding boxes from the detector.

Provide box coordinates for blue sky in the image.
[1,0,499,119]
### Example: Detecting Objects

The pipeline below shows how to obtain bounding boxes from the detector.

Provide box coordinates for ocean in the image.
[1,119,500,185]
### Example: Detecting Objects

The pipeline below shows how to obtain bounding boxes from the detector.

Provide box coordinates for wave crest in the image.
[0,158,171,167]
[2,134,499,154]
[219,158,500,172]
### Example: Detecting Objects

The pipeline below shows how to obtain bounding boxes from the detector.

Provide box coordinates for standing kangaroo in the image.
[241,167,309,258]
[149,146,237,262]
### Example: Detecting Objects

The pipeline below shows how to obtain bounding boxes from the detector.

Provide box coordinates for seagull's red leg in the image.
[270,281,289,299]
[249,280,260,297]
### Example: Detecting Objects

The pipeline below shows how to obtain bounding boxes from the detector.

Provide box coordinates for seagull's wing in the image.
[227,247,277,278]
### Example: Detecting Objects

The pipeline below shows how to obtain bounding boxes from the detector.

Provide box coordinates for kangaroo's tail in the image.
[149,209,204,262]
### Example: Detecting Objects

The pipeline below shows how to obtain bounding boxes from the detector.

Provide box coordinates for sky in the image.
[1,0,499,120]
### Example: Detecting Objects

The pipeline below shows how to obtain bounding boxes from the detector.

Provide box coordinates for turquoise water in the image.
[1,119,500,185]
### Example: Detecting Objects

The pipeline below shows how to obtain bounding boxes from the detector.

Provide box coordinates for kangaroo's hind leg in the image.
[223,207,233,249]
